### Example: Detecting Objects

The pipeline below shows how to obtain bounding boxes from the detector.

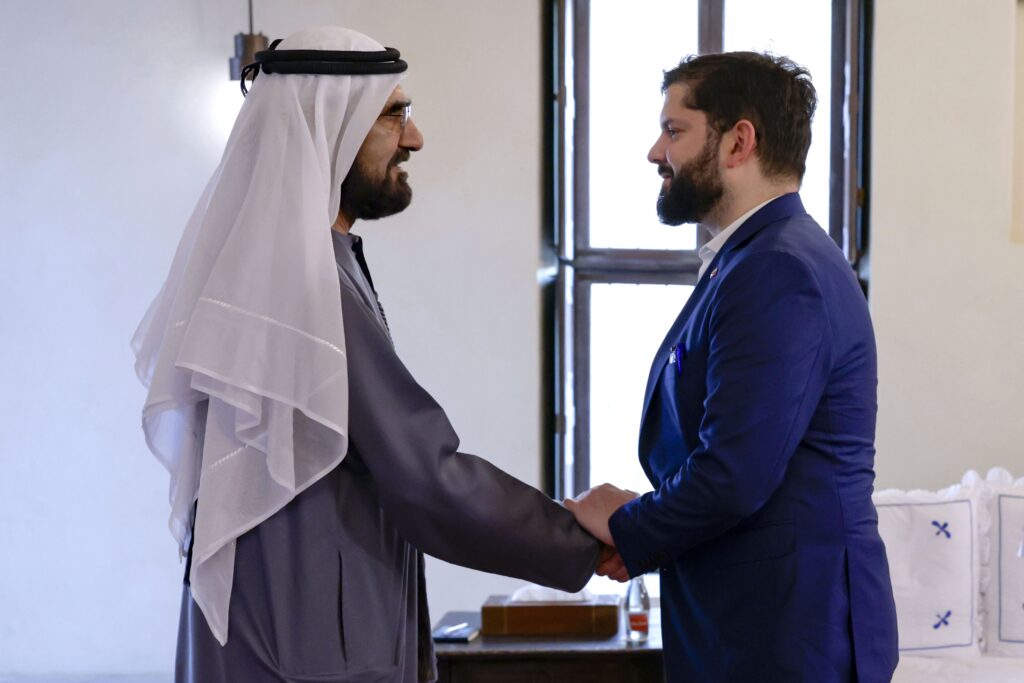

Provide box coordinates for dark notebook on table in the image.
[432,610,481,643]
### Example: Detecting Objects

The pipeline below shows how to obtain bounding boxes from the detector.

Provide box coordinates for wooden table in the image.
[433,610,664,682]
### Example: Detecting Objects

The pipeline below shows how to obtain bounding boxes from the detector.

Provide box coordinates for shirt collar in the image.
[697,194,784,278]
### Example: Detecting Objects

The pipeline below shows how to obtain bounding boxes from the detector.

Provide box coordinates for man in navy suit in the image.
[566,52,899,681]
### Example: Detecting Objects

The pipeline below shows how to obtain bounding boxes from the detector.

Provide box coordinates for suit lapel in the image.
[637,270,710,432]
[637,193,806,432]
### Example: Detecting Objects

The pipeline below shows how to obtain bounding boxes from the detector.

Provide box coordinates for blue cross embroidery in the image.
[931,521,951,538]
[933,610,952,629]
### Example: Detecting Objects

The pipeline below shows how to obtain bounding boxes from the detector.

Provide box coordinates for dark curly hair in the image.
[662,52,817,181]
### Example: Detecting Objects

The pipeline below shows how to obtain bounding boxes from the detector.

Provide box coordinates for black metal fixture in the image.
[229,0,268,81]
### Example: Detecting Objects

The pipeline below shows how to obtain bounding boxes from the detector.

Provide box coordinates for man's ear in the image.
[723,119,757,169]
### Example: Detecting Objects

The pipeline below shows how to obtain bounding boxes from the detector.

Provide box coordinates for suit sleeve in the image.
[340,286,599,592]
[609,250,833,576]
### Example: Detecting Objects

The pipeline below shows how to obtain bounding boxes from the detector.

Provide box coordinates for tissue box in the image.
[480,594,619,636]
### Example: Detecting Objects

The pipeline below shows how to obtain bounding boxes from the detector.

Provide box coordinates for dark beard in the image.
[656,132,724,226]
[339,150,413,220]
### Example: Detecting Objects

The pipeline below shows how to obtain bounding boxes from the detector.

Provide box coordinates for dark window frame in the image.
[542,0,872,499]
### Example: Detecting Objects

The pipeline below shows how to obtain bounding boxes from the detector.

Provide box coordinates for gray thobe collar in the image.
[330,230,394,346]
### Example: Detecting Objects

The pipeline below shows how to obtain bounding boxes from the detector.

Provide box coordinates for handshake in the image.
[563,483,640,583]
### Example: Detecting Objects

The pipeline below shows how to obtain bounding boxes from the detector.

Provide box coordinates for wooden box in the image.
[480,594,620,636]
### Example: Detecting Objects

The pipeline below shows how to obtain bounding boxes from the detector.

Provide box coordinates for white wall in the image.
[871,0,1024,489]
[0,0,544,675]
[1016,0,1024,243]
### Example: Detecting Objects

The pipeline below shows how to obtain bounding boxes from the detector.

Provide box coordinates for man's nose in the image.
[401,118,424,151]
[647,139,664,165]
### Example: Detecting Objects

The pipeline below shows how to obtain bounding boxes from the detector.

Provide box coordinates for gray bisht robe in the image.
[175,231,600,682]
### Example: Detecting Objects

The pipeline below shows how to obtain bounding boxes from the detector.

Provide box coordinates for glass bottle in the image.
[625,574,650,644]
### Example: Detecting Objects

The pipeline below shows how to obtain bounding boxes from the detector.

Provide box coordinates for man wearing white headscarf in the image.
[132,27,601,683]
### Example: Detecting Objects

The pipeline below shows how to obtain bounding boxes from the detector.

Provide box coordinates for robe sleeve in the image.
[340,284,599,592]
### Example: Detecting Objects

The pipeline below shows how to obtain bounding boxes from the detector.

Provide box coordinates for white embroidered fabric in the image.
[981,467,1024,656]
[874,473,991,657]
[131,26,404,645]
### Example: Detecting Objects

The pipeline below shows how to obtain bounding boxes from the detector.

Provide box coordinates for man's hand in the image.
[596,544,630,583]
[564,483,639,548]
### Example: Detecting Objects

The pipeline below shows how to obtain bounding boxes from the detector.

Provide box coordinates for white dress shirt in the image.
[697,195,784,279]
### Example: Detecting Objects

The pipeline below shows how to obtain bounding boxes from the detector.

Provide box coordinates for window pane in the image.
[588,2,699,251]
[724,0,833,231]
[588,282,694,494]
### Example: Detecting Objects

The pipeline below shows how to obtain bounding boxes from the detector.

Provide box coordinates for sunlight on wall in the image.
[207,75,246,153]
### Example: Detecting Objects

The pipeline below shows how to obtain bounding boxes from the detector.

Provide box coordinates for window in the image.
[546,0,872,500]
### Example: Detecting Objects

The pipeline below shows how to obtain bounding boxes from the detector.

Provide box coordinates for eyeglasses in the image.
[379,103,412,130]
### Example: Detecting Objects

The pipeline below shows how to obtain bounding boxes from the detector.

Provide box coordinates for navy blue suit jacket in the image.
[609,194,898,682]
